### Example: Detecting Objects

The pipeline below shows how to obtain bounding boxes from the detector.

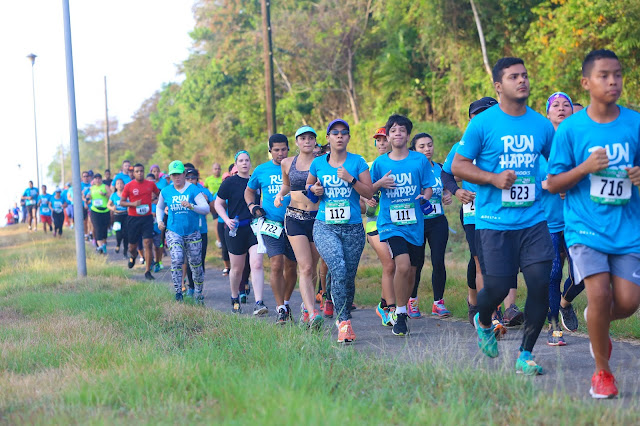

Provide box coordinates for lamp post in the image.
[26,53,41,193]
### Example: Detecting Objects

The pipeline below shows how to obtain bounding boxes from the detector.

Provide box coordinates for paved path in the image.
[102,237,640,399]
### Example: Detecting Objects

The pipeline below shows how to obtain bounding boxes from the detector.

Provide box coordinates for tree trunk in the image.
[469,0,493,80]
[346,48,360,124]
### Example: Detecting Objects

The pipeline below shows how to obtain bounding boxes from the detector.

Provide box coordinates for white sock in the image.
[277,304,286,312]
[396,306,407,314]
[284,300,290,306]
[409,297,417,301]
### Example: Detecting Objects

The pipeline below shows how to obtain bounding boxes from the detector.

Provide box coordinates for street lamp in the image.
[27,53,40,194]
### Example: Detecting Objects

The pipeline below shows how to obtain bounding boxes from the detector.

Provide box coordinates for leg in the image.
[314,222,350,321]
[186,232,204,295]
[393,254,413,307]
[548,232,563,324]
[520,261,552,352]
[341,225,366,317]
[429,215,449,301]
[289,234,318,313]
[269,254,286,306]
[367,232,396,305]
[229,253,247,299]
[284,257,297,301]
[248,244,264,301]
[166,230,185,294]
[143,238,154,273]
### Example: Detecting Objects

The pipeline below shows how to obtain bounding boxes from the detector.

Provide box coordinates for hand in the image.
[491,170,517,190]
[274,193,283,208]
[180,200,192,209]
[310,181,324,196]
[134,199,142,206]
[625,166,640,186]
[158,222,166,231]
[454,189,475,204]
[442,191,453,206]
[225,217,237,229]
[582,148,609,174]
[337,166,354,183]
[377,171,396,189]
[365,198,378,208]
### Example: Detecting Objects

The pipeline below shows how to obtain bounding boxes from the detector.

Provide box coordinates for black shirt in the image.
[217,175,258,222]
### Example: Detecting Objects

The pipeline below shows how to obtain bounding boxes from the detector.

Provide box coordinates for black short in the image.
[476,221,554,277]
[90,210,111,240]
[263,232,296,261]
[27,204,36,214]
[284,208,317,242]
[225,225,257,255]
[464,224,477,257]
[127,215,155,243]
[83,207,88,220]
[385,236,422,267]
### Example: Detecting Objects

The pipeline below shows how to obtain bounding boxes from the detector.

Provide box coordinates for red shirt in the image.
[121,179,159,217]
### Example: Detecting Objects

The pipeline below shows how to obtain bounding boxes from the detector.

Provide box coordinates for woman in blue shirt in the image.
[108,178,129,255]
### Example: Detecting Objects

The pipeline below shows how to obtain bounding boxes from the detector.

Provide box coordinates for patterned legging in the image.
[166,230,204,295]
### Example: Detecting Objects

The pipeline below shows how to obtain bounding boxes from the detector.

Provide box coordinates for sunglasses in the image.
[329,129,349,136]
[185,176,198,180]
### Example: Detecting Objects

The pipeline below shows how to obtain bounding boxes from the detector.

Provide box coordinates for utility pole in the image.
[261,0,276,135]
[104,76,110,172]
[60,143,65,185]
[26,53,41,193]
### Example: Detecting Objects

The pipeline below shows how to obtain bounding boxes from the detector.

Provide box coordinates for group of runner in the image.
[10,48,639,400]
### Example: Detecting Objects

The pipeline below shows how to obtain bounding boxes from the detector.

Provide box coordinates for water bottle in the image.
[365,193,380,217]
[229,215,239,237]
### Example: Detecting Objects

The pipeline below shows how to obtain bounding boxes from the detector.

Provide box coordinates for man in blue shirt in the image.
[547,50,640,399]
[452,57,554,375]
[245,133,298,324]
[111,160,132,189]
[21,180,39,231]
[37,185,52,233]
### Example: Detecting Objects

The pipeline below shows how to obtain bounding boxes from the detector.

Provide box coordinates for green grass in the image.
[1,225,640,423]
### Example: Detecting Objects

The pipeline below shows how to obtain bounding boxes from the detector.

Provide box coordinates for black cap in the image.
[468,97,498,118]
[185,168,198,177]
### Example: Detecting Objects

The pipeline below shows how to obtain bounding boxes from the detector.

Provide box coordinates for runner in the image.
[547,49,640,398]
[410,133,453,318]
[21,181,39,231]
[145,173,165,273]
[157,160,210,302]
[185,167,213,296]
[87,173,112,254]
[51,188,67,237]
[111,160,132,189]
[361,127,396,326]
[120,163,160,280]
[452,57,554,375]
[247,134,298,324]
[540,91,584,345]
[108,178,128,255]
[37,185,52,234]
[214,151,267,315]
[371,115,435,336]
[204,162,223,248]
[81,171,92,241]
[103,169,112,187]
[275,126,322,322]
[62,182,74,229]
[307,119,373,342]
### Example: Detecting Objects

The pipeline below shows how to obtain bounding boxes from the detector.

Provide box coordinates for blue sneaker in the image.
[474,312,499,358]
[175,292,183,302]
[186,288,194,298]
[239,293,247,304]
[515,351,543,375]
[376,303,392,326]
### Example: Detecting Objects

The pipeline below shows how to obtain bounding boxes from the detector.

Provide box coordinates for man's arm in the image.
[451,154,516,190]
[547,148,609,194]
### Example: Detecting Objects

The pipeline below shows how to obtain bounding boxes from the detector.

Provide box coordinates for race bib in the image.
[463,200,475,218]
[325,200,350,224]
[136,204,150,215]
[390,203,417,225]
[93,199,104,207]
[426,198,442,218]
[112,221,121,231]
[260,219,283,238]
[590,169,632,205]
[502,177,535,207]
[41,207,50,214]
[54,207,63,214]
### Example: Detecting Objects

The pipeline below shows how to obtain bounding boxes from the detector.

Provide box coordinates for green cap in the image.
[168,160,185,175]
[295,126,317,139]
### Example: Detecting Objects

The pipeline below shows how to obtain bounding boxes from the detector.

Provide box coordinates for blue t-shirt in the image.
[23,187,39,206]
[81,183,92,208]
[112,173,132,188]
[548,106,640,254]
[443,142,478,226]
[61,189,72,206]
[538,156,564,233]
[51,196,65,214]
[38,194,52,216]
[156,178,169,191]
[309,153,369,225]
[109,191,128,214]
[247,160,289,223]
[425,162,445,220]
[457,105,554,230]
[371,151,435,246]
[160,182,203,235]
[196,183,212,234]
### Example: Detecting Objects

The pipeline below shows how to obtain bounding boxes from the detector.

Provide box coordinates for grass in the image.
[1,225,640,423]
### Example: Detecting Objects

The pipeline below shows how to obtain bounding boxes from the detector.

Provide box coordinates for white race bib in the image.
[136,204,150,215]
[502,177,535,207]
[390,203,417,225]
[325,200,350,224]
[426,198,442,218]
[41,207,50,214]
[260,219,283,238]
[112,221,122,231]
[463,200,475,218]
[93,199,104,207]
[590,169,632,205]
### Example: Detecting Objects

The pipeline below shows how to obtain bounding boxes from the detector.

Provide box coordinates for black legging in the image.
[114,214,128,249]
[413,214,449,300]
[478,260,552,352]
[218,221,230,262]
[52,211,64,235]
[187,232,208,289]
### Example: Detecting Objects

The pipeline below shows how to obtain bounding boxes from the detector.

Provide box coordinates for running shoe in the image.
[408,298,422,318]
[474,313,498,358]
[467,300,478,327]
[195,294,204,305]
[231,300,242,314]
[186,288,195,298]
[115,246,120,254]
[216,240,222,248]
[276,307,288,325]
[376,302,392,326]
[492,307,507,340]
[285,304,293,322]
[239,293,247,304]
[515,351,543,375]
[300,303,310,324]
[315,290,324,304]
[175,292,183,302]
[222,268,230,276]
[323,299,334,318]
[336,320,355,343]
[153,262,161,273]
[308,310,324,330]
[144,271,155,281]
[253,301,268,316]
[547,324,567,346]
[503,303,524,327]
[559,303,579,332]
[140,257,145,265]
[431,299,451,318]
[392,313,409,336]
[245,282,251,296]
[590,370,618,399]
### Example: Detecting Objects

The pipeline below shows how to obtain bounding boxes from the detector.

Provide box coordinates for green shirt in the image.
[204,175,223,194]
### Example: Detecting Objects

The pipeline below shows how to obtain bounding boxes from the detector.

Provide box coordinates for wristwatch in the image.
[350,177,357,185]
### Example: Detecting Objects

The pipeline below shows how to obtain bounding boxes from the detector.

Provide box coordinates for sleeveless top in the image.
[289,155,309,191]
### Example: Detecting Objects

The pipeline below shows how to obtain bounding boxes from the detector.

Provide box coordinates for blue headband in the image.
[234,150,250,162]
[546,92,573,113]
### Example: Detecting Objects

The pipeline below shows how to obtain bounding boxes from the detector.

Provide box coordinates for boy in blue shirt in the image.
[37,185,52,234]
[547,49,640,399]
[22,181,39,231]
[370,114,435,336]
[452,57,555,375]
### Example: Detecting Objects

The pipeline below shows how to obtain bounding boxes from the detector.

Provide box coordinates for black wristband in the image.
[350,177,357,185]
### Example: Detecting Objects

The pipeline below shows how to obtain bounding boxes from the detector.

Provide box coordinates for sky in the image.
[0,0,195,218]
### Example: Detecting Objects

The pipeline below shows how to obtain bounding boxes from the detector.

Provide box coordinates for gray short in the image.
[152,231,163,249]
[263,231,296,261]
[569,244,640,286]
